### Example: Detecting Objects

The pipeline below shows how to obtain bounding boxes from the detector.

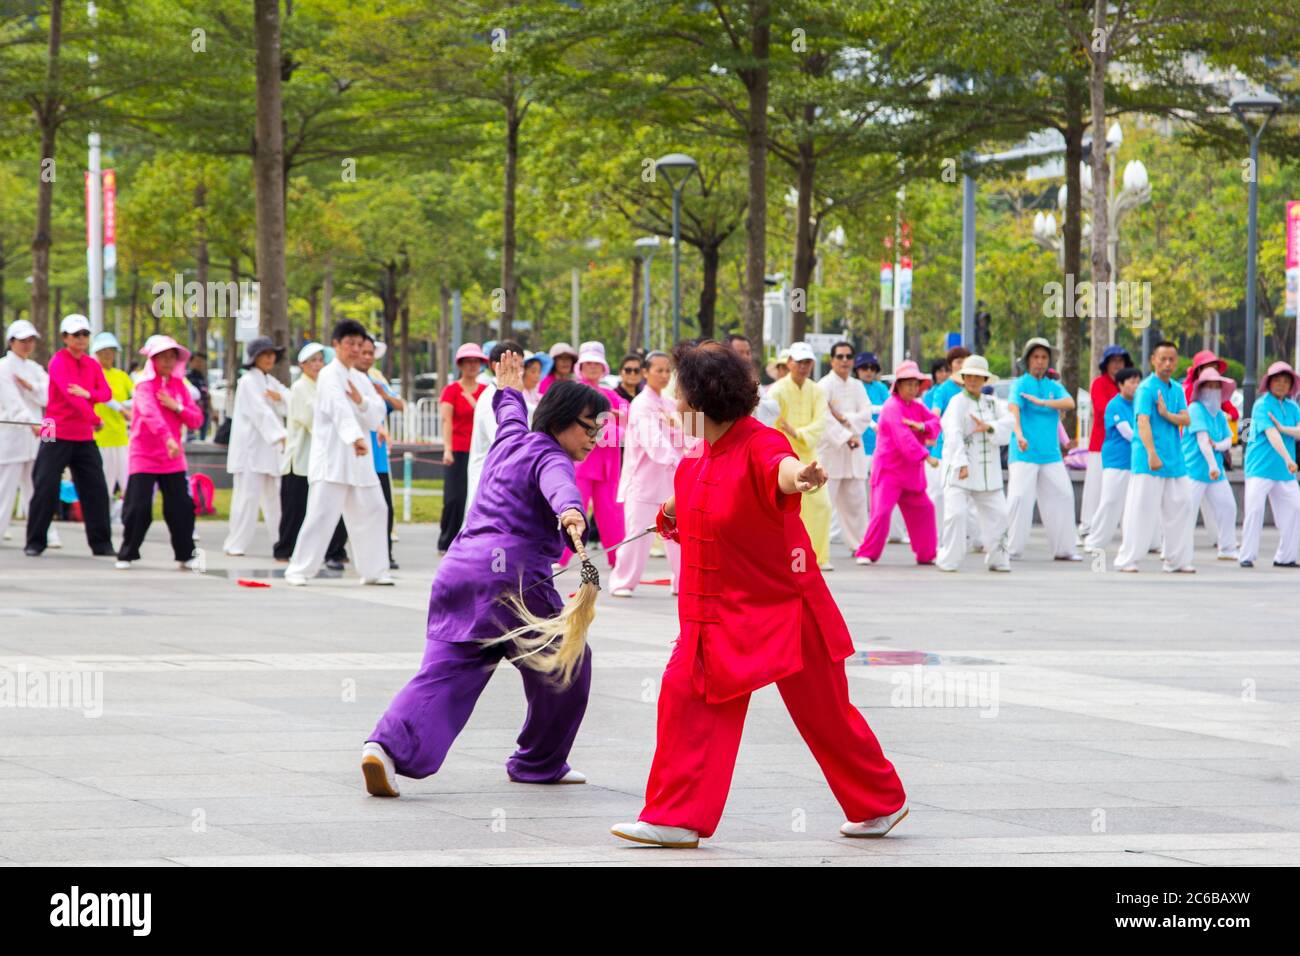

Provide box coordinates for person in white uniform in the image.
[818,341,873,552]
[285,320,393,586]
[223,337,288,555]
[0,320,53,545]
[936,355,1012,571]
[465,340,525,514]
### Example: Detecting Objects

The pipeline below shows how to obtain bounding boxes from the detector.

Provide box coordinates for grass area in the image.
[145,479,445,524]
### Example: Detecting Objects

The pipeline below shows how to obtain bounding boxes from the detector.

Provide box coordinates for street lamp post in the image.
[654,153,698,344]
[1231,92,1282,418]
[634,235,660,353]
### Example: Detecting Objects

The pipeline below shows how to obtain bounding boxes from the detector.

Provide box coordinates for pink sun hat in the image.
[890,359,932,395]
[454,342,488,366]
[137,334,190,381]
[577,340,609,376]
[1259,360,1300,398]
[1192,365,1235,397]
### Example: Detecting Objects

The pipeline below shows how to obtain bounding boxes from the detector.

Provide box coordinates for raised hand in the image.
[495,350,525,391]
[794,459,827,492]
[970,414,991,433]
[158,390,181,412]
[346,379,363,405]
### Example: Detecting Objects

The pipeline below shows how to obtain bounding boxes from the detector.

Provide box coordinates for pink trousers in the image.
[857,476,936,563]
[560,474,625,568]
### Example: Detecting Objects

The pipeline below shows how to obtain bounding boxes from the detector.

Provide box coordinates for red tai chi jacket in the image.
[668,414,854,704]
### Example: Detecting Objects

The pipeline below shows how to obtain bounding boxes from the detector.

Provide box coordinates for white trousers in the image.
[1078,452,1103,534]
[0,461,23,540]
[827,476,869,553]
[608,498,680,593]
[287,480,389,581]
[1007,461,1078,558]
[1239,477,1300,565]
[100,444,130,497]
[937,485,1010,571]
[1115,474,1194,570]
[223,471,281,554]
[1082,469,1130,551]
[1188,479,1238,558]
[925,461,944,540]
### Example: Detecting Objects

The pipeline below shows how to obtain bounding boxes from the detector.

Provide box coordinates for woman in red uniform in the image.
[611,341,908,848]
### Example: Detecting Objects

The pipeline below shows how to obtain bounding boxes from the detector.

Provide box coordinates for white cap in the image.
[373,341,387,361]
[787,342,816,363]
[5,319,38,342]
[297,342,326,365]
[59,314,91,335]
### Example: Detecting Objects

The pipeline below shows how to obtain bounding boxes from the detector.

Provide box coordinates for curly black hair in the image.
[672,339,759,423]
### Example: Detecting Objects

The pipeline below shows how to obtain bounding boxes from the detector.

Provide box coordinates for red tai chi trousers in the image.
[639,613,907,838]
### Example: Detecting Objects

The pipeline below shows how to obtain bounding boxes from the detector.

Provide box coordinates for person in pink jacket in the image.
[856,360,940,565]
[608,350,686,595]
[115,336,204,570]
[558,341,628,568]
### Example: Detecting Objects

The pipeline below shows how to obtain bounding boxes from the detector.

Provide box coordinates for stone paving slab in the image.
[1,519,1297,866]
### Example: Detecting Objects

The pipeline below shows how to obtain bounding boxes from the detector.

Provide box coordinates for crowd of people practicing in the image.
[5,314,1298,848]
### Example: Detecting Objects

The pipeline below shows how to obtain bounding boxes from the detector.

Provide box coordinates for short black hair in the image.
[1115,367,1143,386]
[491,339,523,364]
[930,359,950,376]
[672,340,759,422]
[1152,340,1177,354]
[532,380,611,439]
[620,353,642,370]
[727,332,750,348]
[830,340,854,358]
[332,319,366,343]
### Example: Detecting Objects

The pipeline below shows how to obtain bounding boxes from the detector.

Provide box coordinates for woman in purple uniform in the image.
[361,353,610,796]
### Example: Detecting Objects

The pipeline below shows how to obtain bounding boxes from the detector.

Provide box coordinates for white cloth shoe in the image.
[819,562,834,572]
[855,556,872,566]
[114,560,131,570]
[840,803,909,838]
[611,588,633,597]
[360,742,399,797]
[360,574,396,586]
[610,820,699,848]
[283,572,307,587]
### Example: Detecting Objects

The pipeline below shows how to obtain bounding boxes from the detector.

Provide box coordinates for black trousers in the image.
[118,472,195,562]
[275,472,346,562]
[378,471,394,561]
[25,439,113,554]
[437,450,470,552]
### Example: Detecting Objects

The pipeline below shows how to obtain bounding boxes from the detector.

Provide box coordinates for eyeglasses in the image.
[622,366,641,374]
[576,417,602,438]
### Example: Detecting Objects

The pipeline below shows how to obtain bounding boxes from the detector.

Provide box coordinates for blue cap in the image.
[853,351,880,371]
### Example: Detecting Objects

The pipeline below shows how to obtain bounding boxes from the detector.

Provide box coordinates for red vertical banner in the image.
[102,169,117,300]
[1286,201,1298,319]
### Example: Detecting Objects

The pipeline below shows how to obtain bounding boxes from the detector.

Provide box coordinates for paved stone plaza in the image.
[1,518,1297,867]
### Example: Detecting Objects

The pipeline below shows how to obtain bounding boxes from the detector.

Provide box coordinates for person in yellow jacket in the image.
[91,332,134,521]
[768,341,832,569]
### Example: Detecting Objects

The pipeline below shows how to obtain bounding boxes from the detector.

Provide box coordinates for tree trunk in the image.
[225,256,240,410]
[195,180,209,358]
[400,301,411,404]
[381,260,398,375]
[1087,0,1111,382]
[741,0,771,351]
[1060,78,1086,436]
[253,0,290,385]
[307,286,318,342]
[322,254,334,333]
[790,129,817,343]
[438,283,451,397]
[0,236,5,320]
[127,267,139,360]
[699,243,720,340]
[500,90,520,341]
[30,0,63,364]
[628,256,642,354]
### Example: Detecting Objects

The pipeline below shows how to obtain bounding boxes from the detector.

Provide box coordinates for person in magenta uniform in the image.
[610,341,907,849]
[1082,367,1141,552]
[115,337,204,569]
[1005,338,1080,561]
[24,314,114,557]
[538,341,578,394]
[1239,361,1300,568]
[1115,341,1194,573]
[608,350,684,596]
[361,354,607,797]
[1079,345,1133,537]
[855,360,940,565]
[1181,366,1238,561]
[437,343,488,552]
[558,341,628,569]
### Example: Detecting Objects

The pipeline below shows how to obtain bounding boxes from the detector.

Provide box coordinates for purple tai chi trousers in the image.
[368,638,592,783]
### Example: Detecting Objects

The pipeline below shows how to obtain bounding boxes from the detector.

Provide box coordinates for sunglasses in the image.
[832,353,853,360]
[622,366,641,374]
[68,330,91,338]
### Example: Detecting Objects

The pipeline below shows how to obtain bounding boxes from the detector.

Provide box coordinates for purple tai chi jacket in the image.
[426,386,585,643]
